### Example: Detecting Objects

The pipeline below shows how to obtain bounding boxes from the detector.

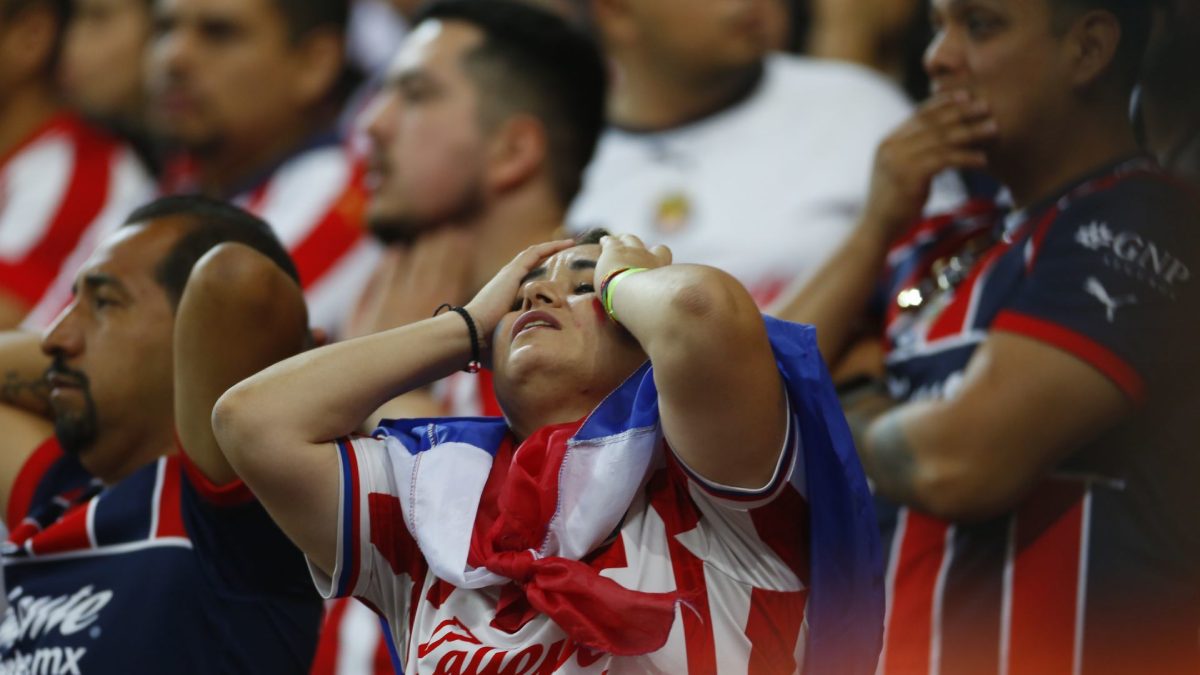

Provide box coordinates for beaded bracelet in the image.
[434,304,482,373]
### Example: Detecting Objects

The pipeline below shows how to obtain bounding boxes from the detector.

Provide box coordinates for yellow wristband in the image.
[600,267,647,323]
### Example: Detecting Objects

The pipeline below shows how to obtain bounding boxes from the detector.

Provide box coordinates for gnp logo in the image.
[417,618,606,674]
[1075,221,1191,297]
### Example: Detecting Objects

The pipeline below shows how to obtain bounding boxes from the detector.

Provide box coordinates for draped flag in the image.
[373,316,883,673]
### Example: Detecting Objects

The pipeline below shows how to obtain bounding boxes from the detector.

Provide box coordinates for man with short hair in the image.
[146,0,375,334]
[0,197,322,672]
[569,0,955,306]
[345,0,606,419]
[776,0,1200,671]
[0,0,154,330]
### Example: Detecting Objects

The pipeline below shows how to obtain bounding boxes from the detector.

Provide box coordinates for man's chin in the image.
[367,211,434,246]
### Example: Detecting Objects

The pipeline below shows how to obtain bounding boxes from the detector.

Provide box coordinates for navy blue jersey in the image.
[1,438,322,674]
[874,158,1200,675]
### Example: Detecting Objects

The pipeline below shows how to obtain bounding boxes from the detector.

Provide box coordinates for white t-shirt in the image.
[568,54,961,306]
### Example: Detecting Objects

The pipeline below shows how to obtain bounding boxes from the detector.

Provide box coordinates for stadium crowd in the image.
[0,0,1196,673]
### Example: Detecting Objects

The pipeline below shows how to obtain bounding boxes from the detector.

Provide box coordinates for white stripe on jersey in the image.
[0,134,74,259]
[20,148,155,329]
[250,146,353,249]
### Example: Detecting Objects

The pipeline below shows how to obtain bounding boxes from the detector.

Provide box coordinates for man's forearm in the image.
[769,222,892,361]
[0,332,51,418]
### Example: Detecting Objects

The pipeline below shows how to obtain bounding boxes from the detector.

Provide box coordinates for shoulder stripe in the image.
[992,311,1145,403]
[335,438,363,598]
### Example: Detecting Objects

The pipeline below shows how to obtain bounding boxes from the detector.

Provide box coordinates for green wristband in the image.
[601,267,647,323]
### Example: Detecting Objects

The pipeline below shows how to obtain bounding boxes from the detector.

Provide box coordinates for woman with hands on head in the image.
[213,232,882,674]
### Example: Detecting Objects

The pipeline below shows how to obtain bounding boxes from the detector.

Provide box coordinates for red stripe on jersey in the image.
[1022,207,1061,273]
[367,492,421,578]
[749,483,810,583]
[310,599,352,675]
[924,243,1007,342]
[155,457,187,539]
[476,370,504,418]
[881,511,950,675]
[7,437,62,529]
[745,587,809,674]
[288,167,367,290]
[28,497,92,555]
[176,438,255,506]
[0,114,113,305]
[648,466,717,673]
[992,311,1145,402]
[1007,481,1088,675]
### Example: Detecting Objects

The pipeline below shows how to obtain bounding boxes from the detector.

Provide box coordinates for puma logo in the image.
[1084,277,1136,323]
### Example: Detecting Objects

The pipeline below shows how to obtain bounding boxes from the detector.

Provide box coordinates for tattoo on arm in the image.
[2,370,50,410]
[864,411,919,505]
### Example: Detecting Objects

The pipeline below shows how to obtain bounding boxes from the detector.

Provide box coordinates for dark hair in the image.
[123,196,299,309]
[413,0,608,208]
[270,0,348,43]
[573,227,610,245]
[1049,0,1153,90]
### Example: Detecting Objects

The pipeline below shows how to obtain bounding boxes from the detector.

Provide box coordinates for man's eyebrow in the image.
[81,273,130,297]
[389,69,436,89]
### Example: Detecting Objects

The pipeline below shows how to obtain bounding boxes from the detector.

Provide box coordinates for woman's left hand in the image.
[594,234,672,289]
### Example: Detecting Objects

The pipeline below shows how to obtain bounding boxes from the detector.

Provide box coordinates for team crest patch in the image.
[653,192,692,235]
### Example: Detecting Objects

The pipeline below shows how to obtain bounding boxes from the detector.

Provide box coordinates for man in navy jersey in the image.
[774,0,1199,672]
[0,197,321,672]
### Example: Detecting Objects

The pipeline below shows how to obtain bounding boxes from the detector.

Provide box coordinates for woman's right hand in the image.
[463,238,577,350]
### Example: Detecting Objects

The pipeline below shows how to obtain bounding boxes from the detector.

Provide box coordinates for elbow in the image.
[211,380,264,477]
[906,452,1026,523]
[661,267,761,348]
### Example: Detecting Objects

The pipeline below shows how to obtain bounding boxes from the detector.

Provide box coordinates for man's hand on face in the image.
[343,227,477,340]
[863,90,998,241]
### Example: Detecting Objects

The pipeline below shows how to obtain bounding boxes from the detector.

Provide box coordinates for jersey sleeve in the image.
[307,436,425,643]
[176,444,319,600]
[993,177,1200,403]
[662,404,811,594]
[668,400,805,512]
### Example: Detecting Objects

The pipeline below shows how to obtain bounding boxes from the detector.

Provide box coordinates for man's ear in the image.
[291,28,345,109]
[485,113,549,195]
[1066,10,1123,90]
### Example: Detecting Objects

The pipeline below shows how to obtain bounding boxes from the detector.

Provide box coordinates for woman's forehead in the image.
[544,243,600,268]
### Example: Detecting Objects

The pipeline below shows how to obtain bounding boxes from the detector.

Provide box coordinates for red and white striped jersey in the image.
[1,112,154,320]
[158,137,380,336]
[311,372,502,675]
[312,412,810,675]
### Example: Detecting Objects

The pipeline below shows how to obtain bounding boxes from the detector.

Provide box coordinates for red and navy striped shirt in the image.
[875,158,1200,675]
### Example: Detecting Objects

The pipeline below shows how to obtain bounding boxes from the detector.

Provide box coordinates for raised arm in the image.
[213,239,577,574]
[173,243,309,486]
[770,91,996,361]
[0,331,55,516]
[596,236,787,491]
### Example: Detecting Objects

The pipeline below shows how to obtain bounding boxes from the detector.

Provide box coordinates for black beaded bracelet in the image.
[434,304,482,374]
